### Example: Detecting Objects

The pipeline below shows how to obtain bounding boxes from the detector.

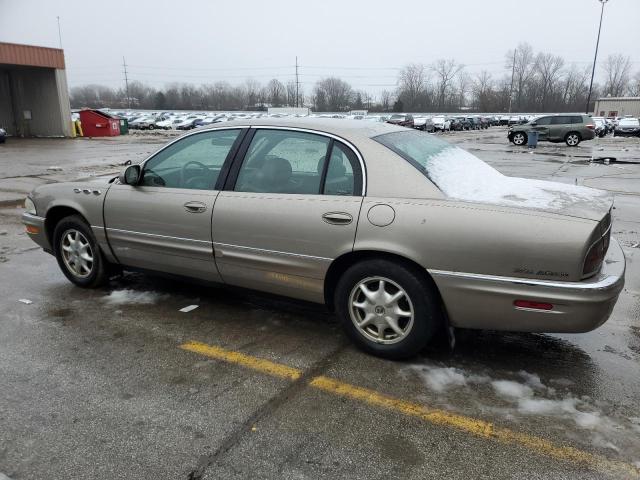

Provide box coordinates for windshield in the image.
[390,114,404,120]
[620,118,639,126]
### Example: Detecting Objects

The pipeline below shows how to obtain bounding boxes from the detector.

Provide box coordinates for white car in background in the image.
[432,116,451,132]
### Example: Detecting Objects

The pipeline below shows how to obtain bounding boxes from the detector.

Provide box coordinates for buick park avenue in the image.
[22,119,625,359]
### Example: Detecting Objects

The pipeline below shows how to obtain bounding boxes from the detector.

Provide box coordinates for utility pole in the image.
[56,16,63,49]
[295,56,300,108]
[507,48,516,113]
[585,0,609,114]
[122,56,131,109]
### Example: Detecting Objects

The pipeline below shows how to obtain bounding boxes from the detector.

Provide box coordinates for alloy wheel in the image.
[513,133,526,145]
[60,229,94,278]
[566,134,579,146]
[349,276,415,345]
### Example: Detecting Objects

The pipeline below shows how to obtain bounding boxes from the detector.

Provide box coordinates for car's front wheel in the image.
[512,132,527,146]
[565,132,581,146]
[335,259,442,359]
[53,215,109,288]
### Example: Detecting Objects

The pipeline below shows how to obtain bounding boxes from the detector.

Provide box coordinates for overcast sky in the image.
[1,0,639,97]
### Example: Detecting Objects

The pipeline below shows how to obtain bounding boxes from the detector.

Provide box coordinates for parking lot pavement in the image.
[1,129,639,479]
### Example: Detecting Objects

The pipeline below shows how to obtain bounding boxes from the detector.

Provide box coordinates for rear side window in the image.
[323,142,357,196]
[551,116,570,125]
[571,116,584,124]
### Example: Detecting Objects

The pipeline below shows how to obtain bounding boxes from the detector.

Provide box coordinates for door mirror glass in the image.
[530,122,537,126]
[120,164,141,185]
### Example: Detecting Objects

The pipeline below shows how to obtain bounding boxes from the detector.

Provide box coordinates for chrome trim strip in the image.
[134,124,367,196]
[428,268,621,290]
[22,213,45,223]
[214,241,332,261]
[104,227,211,244]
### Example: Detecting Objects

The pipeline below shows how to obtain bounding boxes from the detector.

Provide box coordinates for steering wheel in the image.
[180,160,208,188]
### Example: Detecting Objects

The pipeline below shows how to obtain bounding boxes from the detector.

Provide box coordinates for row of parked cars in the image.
[386,114,502,132]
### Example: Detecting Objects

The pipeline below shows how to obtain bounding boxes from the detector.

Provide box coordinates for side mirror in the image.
[531,122,537,126]
[119,164,141,185]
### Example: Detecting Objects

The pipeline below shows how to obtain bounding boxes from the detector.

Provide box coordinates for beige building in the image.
[593,97,640,118]
[0,42,72,137]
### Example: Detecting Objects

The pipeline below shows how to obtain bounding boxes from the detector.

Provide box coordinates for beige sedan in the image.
[22,118,625,359]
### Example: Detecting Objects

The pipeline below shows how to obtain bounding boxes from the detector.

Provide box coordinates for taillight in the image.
[583,237,605,276]
[586,124,595,130]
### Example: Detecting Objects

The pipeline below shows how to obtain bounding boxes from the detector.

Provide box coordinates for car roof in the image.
[199,117,407,142]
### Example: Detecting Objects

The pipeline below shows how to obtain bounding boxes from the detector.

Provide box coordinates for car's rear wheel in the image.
[512,132,527,146]
[565,132,581,146]
[335,259,442,359]
[53,215,109,288]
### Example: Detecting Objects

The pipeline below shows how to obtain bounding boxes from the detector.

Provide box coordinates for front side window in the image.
[235,130,330,194]
[534,117,551,126]
[141,129,241,189]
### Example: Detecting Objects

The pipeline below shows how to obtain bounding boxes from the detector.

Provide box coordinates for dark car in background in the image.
[449,117,465,131]
[508,114,596,147]
[467,117,481,130]
[0,127,6,144]
[387,114,414,128]
[614,118,640,137]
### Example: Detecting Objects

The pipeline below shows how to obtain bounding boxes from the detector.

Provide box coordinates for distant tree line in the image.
[70,43,640,113]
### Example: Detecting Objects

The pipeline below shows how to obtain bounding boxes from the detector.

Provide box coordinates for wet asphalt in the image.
[0,128,639,479]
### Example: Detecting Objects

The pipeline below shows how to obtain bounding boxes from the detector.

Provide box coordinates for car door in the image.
[212,128,364,303]
[532,116,551,140]
[103,128,245,281]
[549,116,570,141]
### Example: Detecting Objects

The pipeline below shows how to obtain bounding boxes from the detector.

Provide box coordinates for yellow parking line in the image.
[180,340,302,380]
[180,341,639,478]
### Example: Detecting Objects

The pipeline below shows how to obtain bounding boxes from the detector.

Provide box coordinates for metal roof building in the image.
[593,97,640,118]
[0,42,72,137]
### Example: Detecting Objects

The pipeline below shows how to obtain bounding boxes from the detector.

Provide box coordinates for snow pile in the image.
[102,289,168,306]
[410,363,624,435]
[426,146,612,213]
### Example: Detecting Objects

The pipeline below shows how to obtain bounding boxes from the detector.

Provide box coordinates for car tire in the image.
[334,259,442,359]
[149,124,155,130]
[512,132,527,146]
[565,132,581,147]
[53,215,109,288]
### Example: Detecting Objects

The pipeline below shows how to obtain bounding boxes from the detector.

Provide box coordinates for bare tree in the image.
[266,79,286,107]
[431,59,463,109]
[379,90,393,111]
[628,71,640,97]
[313,77,353,111]
[397,63,427,110]
[534,53,564,110]
[602,54,632,97]
[472,71,494,112]
[456,70,471,110]
[506,42,535,111]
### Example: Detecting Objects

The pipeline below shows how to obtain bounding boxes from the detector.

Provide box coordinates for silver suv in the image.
[508,114,596,147]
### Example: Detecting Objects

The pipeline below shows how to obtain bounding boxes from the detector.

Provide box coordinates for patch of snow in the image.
[492,380,533,399]
[18,298,33,305]
[426,146,612,215]
[102,289,167,306]
[416,366,468,393]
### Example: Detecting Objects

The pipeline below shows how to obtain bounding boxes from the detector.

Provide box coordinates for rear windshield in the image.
[371,129,607,211]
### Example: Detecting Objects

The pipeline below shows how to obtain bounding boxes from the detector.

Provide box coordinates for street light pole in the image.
[585,0,609,114]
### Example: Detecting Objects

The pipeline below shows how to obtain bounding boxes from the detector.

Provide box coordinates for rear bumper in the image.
[21,213,51,252]
[429,238,625,333]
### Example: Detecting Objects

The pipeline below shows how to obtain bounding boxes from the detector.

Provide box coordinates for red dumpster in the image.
[78,109,120,137]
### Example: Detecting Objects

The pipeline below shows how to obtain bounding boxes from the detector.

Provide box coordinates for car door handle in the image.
[184,201,207,213]
[322,212,353,225]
